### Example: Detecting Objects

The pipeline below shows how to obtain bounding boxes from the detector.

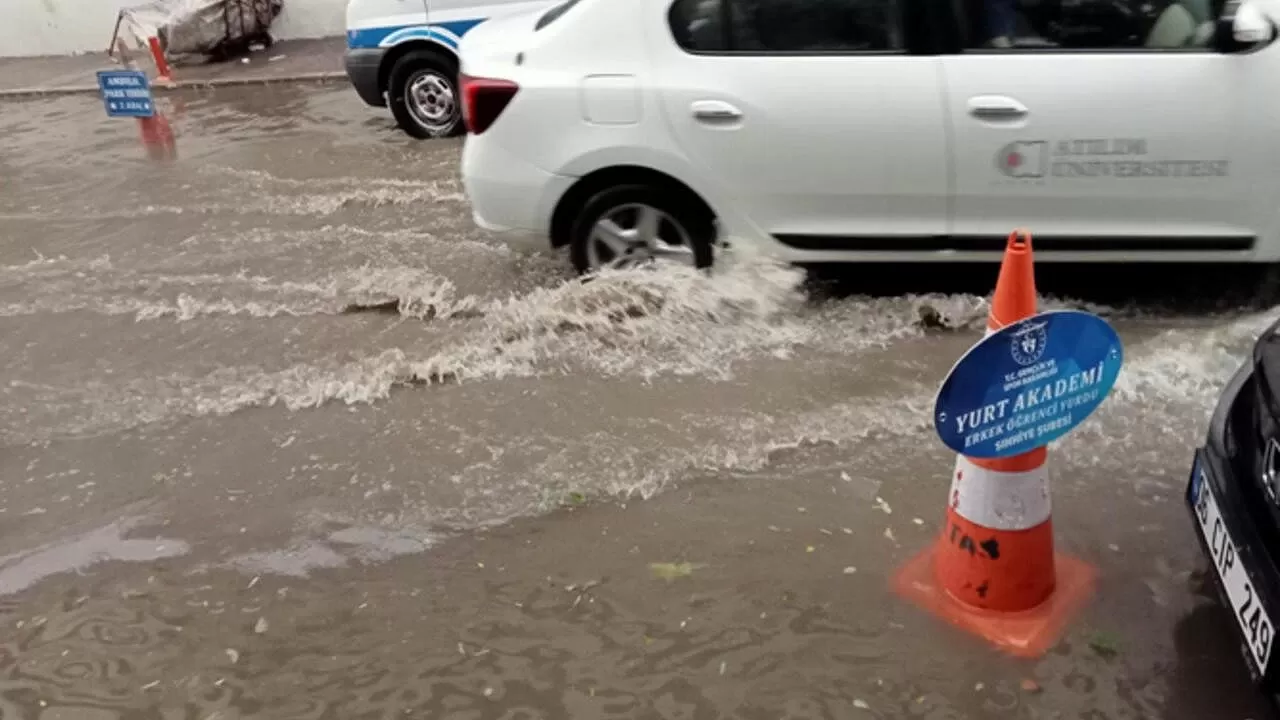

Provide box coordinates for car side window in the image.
[670,0,731,51]
[961,0,1224,51]
[669,0,905,53]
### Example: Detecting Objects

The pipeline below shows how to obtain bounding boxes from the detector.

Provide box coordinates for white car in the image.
[459,0,1280,275]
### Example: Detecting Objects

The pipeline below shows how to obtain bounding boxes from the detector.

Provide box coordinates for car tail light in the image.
[459,74,519,135]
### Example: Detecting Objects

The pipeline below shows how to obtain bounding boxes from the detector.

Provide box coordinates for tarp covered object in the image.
[116,0,283,58]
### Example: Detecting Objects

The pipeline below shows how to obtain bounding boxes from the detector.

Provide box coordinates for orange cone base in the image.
[890,545,1097,658]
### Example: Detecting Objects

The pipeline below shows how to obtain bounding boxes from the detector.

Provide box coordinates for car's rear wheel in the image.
[568,184,716,275]
[387,50,462,140]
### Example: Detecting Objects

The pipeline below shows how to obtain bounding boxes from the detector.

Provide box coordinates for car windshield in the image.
[535,0,584,30]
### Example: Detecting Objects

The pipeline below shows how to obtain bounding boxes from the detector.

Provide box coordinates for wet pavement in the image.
[0,83,1277,719]
[0,38,345,96]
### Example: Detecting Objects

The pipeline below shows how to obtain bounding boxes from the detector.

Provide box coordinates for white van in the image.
[343,0,553,138]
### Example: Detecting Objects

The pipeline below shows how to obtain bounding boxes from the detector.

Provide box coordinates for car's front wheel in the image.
[568,184,716,275]
[387,50,462,140]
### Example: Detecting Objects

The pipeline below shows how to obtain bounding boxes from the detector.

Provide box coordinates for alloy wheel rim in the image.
[585,203,696,271]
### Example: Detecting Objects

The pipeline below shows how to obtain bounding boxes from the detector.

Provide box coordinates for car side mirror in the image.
[1233,1,1274,43]
[1218,0,1275,49]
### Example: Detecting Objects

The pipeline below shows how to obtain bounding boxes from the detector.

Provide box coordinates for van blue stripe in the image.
[346,17,490,51]
[347,25,412,49]
[434,18,487,38]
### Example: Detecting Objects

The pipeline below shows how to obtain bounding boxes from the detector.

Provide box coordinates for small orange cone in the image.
[148,36,173,84]
[891,229,1096,658]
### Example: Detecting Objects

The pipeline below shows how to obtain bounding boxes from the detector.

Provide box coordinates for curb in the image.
[0,70,347,99]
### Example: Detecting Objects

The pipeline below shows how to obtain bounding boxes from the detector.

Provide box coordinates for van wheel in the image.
[568,184,716,275]
[387,50,462,139]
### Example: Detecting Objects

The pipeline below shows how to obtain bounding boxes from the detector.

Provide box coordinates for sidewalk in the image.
[0,37,346,99]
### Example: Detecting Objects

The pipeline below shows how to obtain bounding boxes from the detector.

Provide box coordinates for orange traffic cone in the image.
[148,36,173,84]
[891,229,1096,658]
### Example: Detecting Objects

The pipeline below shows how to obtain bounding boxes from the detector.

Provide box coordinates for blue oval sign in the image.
[934,309,1123,459]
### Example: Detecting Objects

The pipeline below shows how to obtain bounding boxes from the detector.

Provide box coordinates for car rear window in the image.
[535,0,584,30]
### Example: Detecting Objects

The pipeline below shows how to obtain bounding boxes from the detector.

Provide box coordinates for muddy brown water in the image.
[0,85,1275,719]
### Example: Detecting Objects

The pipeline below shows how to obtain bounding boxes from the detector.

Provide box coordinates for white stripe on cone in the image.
[946,296,1050,530]
[949,454,1051,531]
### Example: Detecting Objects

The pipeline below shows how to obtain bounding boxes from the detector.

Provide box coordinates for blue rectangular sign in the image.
[96,70,155,118]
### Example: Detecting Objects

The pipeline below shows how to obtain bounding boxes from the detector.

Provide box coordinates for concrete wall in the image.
[1,0,346,57]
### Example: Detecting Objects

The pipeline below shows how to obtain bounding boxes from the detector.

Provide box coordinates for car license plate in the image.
[1191,459,1275,674]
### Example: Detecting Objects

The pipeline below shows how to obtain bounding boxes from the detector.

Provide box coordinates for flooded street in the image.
[0,84,1275,719]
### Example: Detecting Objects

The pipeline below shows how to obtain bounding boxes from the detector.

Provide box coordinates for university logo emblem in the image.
[995,140,1049,179]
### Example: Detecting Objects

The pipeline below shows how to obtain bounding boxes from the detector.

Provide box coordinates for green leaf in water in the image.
[1088,631,1121,659]
[649,562,698,581]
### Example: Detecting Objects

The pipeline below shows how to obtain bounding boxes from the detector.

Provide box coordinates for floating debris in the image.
[649,562,698,581]
[1089,631,1121,659]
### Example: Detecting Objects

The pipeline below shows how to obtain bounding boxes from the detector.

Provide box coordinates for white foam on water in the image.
[558,304,1280,523]
[0,207,191,222]
[9,254,1276,543]
[0,182,458,222]
[146,251,814,418]
[219,541,348,578]
[0,516,190,596]
[1113,308,1278,405]
[169,381,936,571]
[407,302,1280,532]
[1,265,483,321]
[4,247,1157,442]
[0,249,923,440]
[566,300,1280,513]
[1041,308,1280,483]
[511,388,938,516]
[204,166,463,194]
[173,225,506,260]
[214,521,439,578]
[10,235,1270,461]
[252,186,465,216]
[0,252,114,283]
[131,266,484,321]
[198,166,468,215]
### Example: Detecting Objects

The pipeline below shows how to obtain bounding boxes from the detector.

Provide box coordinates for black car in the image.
[1188,316,1280,700]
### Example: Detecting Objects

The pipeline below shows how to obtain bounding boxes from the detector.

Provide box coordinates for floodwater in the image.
[0,84,1274,719]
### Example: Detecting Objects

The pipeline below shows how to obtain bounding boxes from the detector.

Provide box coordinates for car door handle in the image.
[967,96,1028,119]
[691,100,742,121]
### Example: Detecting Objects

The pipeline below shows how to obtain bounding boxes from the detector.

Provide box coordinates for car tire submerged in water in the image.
[387,50,462,140]
[568,184,716,275]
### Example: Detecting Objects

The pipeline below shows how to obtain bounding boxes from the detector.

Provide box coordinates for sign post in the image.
[97,41,177,162]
